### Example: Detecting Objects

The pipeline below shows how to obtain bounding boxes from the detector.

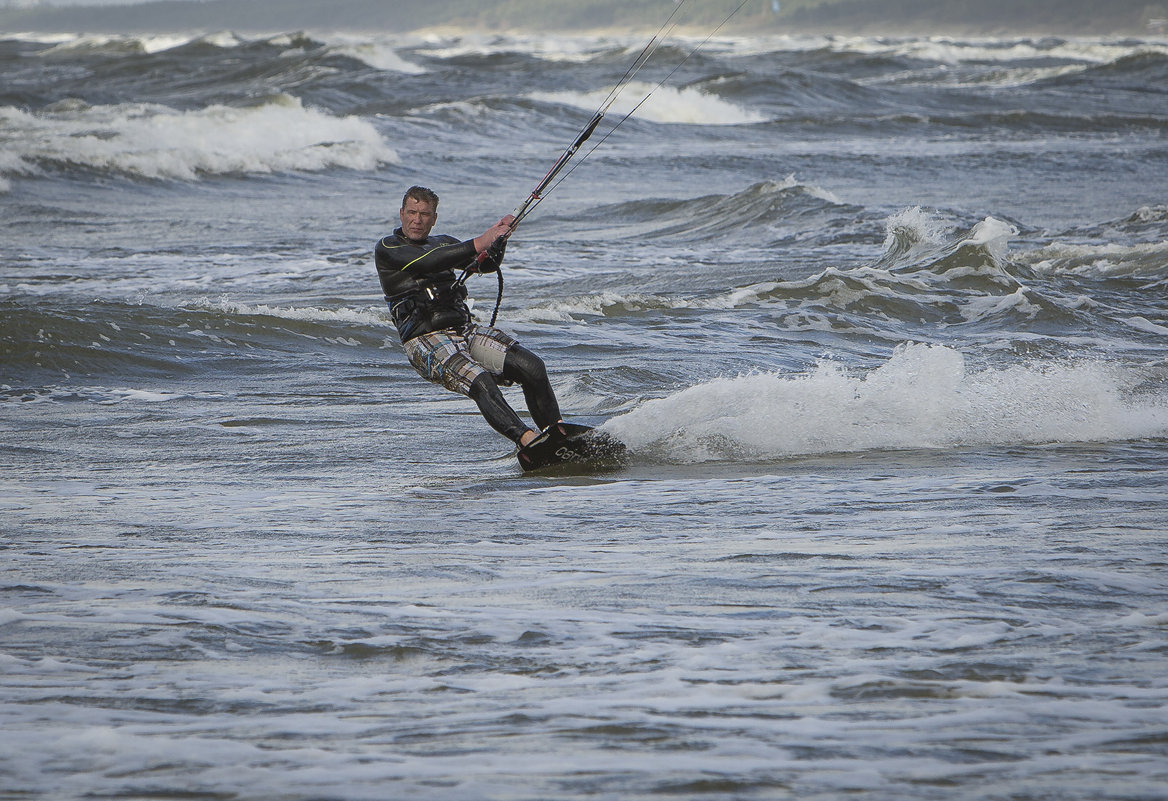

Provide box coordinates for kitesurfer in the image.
[375,186,562,448]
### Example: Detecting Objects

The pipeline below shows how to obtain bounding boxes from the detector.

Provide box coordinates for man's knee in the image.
[503,344,548,385]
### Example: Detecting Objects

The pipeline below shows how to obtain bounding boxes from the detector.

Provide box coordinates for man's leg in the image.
[465,327,556,441]
[502,344,562,431]
[404,330,534,446]
[468,374,534,446]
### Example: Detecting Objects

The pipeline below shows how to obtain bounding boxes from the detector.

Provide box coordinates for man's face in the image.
[400,197,437,242]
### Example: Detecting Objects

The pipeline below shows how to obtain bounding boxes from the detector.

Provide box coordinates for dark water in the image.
[3,27,1168,800]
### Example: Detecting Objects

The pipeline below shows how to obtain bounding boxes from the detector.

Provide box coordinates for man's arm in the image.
[374,215,516,290]
[375,236,477,277]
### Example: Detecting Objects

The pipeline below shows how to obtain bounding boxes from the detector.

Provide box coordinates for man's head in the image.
[400,185,439,242]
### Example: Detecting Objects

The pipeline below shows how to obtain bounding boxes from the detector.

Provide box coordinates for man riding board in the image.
[375,185,563,449]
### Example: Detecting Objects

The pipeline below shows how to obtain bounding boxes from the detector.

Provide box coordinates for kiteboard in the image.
[516,422,627,472]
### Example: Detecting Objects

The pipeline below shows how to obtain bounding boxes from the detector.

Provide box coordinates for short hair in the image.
[402,185,439,210]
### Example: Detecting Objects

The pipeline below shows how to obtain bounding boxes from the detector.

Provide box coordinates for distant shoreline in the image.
[2,0,1165,37]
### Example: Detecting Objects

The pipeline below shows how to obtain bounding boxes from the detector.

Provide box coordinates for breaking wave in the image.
[0,95,397,182]
[605,343,1168,463]
[530,81,766,125]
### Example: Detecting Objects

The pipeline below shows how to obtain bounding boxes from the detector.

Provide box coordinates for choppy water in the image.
[3,23,1168,801]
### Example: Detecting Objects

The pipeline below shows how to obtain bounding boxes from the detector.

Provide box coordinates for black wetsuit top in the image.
[374,228,504,343]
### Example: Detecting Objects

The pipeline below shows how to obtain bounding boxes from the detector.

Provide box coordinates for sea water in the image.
[2,26,1168,800]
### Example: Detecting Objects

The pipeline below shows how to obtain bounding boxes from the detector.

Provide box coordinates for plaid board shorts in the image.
[401,324,518,397]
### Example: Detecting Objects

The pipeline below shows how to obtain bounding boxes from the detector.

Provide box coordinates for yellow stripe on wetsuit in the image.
[380,238,465,273]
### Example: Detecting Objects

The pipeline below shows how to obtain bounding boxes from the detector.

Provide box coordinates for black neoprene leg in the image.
[468,374,529,444]
[502,344,562,430]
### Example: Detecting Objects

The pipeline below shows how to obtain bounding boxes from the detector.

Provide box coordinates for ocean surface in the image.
[3,22,1168,801]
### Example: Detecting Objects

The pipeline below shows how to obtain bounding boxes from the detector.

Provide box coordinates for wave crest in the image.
[605,343,1168,462]
[0,95,397,182]
[530,80,765,125]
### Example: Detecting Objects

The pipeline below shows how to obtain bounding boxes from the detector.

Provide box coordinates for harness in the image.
[388,281,470,343]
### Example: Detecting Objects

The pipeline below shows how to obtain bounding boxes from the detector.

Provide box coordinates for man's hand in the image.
[473,215,517,254]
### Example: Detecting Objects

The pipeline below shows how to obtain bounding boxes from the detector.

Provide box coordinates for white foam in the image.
[189,298,393,328]
[1023,241,1168,279]
[0,95,398,181]
[709,35,1168,89]
[772,172,842,204]
[530,81,766,125]
[957,287,1044,322]
[883,206,948,251]
[518,291,691,322]
[514,281,801,323]
[7,32,80,45]
[1131,205,1168,223]
[801,35,1168,67]
[36,32,202,55]
[324,35,427,73]
[0,145,24,191]
[99,388,187,405]
[963,217,1018,262]
[8,385,224,406]
[404,33,1168,69]
[1125,316,1168,336]
[413,33,632,63]
[604,343,1168,462]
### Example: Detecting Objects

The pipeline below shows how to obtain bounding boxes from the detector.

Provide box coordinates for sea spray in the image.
[604,343,1168,462]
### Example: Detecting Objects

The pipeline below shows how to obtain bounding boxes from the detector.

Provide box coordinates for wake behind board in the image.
[516,422,627,472]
